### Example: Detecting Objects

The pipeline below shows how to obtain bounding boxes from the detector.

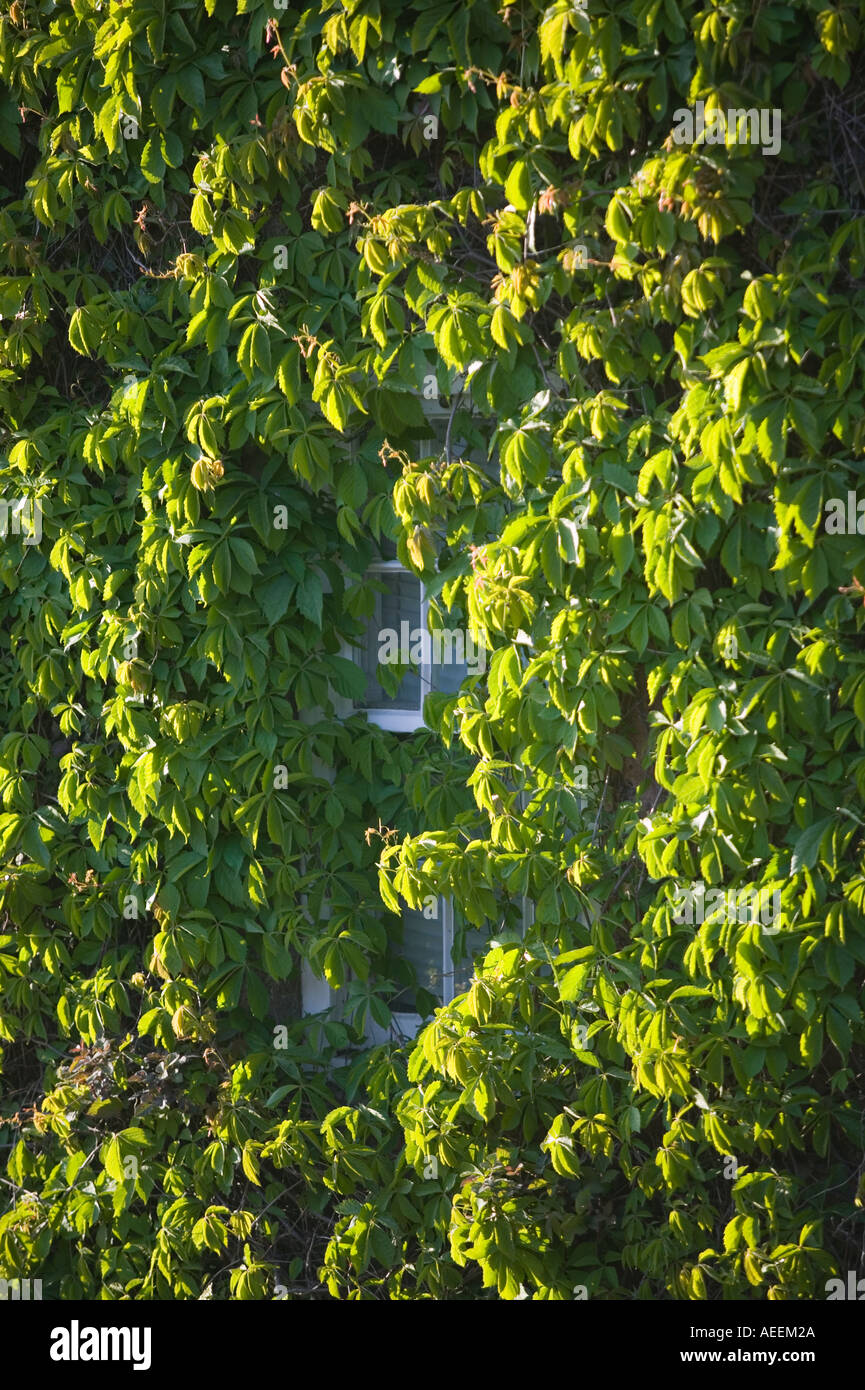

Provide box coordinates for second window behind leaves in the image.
[358,568,422,710]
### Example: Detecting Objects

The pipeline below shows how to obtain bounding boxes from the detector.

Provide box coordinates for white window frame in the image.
[344,393,486,732]
[351,559,430,732]
[365,895,533,1043]
[305,894,534,1044]
[362,895,457,1042]
[392,895,458,1031]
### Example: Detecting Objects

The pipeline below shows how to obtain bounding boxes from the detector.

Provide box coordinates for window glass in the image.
[392,903,494,1014]
[391,902,443,1012]
[429,625,471,696]
[356,569,422,710]
[451,911,493,997]
[402,903,444,993]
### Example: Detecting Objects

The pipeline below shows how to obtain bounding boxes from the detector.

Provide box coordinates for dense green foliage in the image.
[1,0,865,1301]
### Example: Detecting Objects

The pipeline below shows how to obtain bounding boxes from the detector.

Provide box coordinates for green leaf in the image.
[505,160,533,212]
[297,572,323,627]
[790,817,832,874]
[140,136,166,184]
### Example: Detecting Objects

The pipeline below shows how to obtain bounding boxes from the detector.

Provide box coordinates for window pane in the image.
[451,925,492,997]
[430,625,471,696]
[392,903,443,1011]
[432,656,468,696]
[356,570,422,709]
[391,903,494,1012]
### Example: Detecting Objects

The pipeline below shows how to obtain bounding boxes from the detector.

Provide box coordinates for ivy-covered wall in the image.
[1,0,865,1302]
